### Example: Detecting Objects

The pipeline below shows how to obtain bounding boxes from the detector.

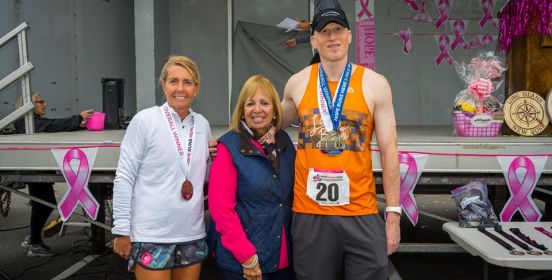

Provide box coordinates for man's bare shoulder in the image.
[360,66,391,97]
[284,65,312,98]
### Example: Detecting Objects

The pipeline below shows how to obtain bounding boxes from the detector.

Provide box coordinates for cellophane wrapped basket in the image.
[452,112,502,137]
[452,52,506,137]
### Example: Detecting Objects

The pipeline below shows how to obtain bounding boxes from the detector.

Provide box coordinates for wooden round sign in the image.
[503,91,549,136]
[547,88,552,122]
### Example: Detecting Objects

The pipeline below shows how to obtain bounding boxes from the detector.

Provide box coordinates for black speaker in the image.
[101,78,124,129]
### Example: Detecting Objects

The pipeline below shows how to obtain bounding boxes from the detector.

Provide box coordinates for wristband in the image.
[385,206,402,216]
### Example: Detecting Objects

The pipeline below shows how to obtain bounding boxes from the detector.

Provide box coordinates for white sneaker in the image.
[20,235,31,248]
[27,242,54,257]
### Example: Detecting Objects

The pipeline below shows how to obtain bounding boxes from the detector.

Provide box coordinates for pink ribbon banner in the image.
[413,0,432,22]
[401,0,419,11]
[479,0,498,29]
[449,19,469,50]
[434,0,453,29]
[355,0,376,70]
[399,152,428,225]
[497,156,547,222]
[393,27,413,55]
[434,35,453,66]
[52,147,100,221]
[469,34,497,49]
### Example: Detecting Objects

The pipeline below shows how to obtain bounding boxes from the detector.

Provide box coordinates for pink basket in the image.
[86,112,106,131]
[452,111,502,137]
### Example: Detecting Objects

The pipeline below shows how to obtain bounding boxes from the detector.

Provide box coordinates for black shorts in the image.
[292,213,387,280]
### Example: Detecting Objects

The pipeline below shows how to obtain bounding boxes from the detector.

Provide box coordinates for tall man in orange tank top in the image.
[281,8,401,280]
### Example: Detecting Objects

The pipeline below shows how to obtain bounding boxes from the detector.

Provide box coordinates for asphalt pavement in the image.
[1,183,551,280]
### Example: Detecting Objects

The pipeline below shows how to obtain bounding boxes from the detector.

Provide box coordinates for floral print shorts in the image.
[128,239,207,272]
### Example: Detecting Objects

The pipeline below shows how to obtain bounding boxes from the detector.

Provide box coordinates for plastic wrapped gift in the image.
[451,181,498,228]
[452,52,506,136]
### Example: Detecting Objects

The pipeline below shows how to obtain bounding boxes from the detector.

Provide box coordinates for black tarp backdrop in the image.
[231,21,312,110]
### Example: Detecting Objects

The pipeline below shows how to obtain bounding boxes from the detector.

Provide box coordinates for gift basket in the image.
[452,52,506,137]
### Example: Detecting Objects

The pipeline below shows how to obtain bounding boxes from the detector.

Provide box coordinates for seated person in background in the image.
[15,92,93,257]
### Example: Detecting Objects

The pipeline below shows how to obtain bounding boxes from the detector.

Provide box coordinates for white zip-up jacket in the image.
[112,104,211,243]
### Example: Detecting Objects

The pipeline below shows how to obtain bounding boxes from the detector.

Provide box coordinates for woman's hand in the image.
[208,138,218,159]
[113,235,131,260]
[79,109,94,127]
[242,254,262,280]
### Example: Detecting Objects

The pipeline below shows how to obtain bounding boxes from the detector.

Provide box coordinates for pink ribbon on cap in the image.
[500,156,541,222]
[58,148,99,220]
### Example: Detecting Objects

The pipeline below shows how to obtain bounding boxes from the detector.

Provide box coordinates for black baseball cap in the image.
[311,8,349,34]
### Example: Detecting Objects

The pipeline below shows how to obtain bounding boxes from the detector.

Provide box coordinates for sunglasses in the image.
[35,100,46,105]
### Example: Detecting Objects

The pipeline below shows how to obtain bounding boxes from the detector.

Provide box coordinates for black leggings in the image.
[27,183,57,244]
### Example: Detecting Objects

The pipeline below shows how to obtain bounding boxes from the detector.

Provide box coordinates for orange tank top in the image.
[293,63,378,216]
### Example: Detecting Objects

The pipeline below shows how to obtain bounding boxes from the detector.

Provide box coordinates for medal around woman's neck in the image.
[161,103,196,200]
[317,63,351,155]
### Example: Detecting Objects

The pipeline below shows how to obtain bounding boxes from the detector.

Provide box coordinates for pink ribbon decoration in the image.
[401,0,419,11]
[468,78,493,100]
[58,148,99,221]
[413,0,432,22]
[434,0,452,29]
[357,0,373,19]
[399,153,420,225]
[435,35,453,65]
[450,20,469,50]
[500,156,541,222]
[468,36,482,49]
[479,34,496,48]
[355,0,376,69]
[479,0,496,29]
[393,27,413,55]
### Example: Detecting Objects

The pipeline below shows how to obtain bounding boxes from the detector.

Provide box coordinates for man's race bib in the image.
[306,168,350,206]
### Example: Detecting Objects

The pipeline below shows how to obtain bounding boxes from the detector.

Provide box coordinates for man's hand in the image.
[208,138,218,159]
[298,20,310,30]
[113,235,132,260]
[385,212,401,255]
[285,38,297,48]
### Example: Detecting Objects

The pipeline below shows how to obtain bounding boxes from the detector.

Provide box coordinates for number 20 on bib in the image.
[306,168,350,206]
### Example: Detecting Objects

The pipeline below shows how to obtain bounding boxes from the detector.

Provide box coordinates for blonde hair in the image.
[158,55,200,88]
[229,75,282,132]
[15,92,40,109]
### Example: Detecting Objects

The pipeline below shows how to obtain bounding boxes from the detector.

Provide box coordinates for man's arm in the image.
[365,70,401,255]
[281,68,309,129]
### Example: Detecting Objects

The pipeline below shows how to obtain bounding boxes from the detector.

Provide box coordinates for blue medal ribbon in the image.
[318,63,352,132]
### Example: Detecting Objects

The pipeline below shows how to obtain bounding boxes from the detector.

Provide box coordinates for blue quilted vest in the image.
[208,130,295,273]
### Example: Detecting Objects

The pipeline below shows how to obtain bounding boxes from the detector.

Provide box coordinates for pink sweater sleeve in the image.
[208,143,256,263]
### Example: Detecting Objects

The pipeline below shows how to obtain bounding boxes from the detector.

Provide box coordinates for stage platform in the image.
[1,125,551,175]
